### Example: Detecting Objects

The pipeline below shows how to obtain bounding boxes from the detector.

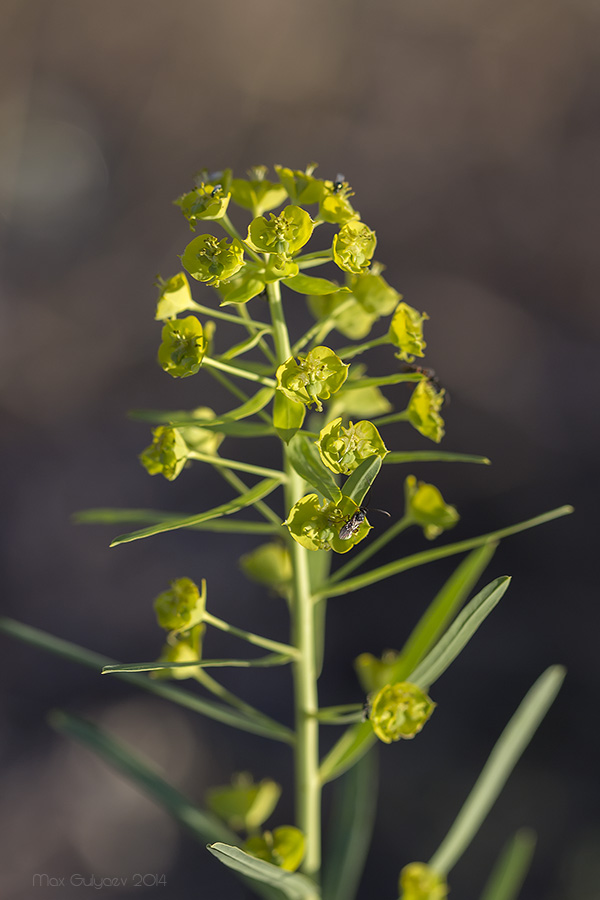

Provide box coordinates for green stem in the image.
[189,450,286,483]
[188,299,271,331]
[369,409,410,426]
[328,515,412,585]
[336,335,390,360]
[193,669,283,732]
[238,303,277,365]
[268,279,322,882]
[203,366,272,425]
[203,356,276,388]
[202,611,300,659]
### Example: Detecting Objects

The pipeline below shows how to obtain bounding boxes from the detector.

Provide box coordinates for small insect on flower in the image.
[402,363,449,404]
[332,173,346,193]
[338,506,391,540]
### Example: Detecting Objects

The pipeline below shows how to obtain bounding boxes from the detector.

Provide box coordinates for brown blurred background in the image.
[1,1,599,898]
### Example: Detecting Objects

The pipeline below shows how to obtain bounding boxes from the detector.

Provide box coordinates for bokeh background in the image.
[1,1,599,898]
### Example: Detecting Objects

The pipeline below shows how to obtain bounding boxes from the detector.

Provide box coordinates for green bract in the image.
[181,234,245,286]
[239,543,292,595]
[152,625,204,681]
[316,416,388,475]
[139,426,189,481]
[284,494,371,554]
[153,577,206,633]
[328,380,392,420]
[274,163,323,205]
[157,316,208,377]
[155,272,197,321]
[318,178,358,225]
[406,379,446,443]
[230,166,287,217]
[354,649,400,694]
[399,862,448,900]
[388,302,429,362]
[404,475,459,540]
[177,407,223,455]
[247,205,313,256]
[174,180,231,226]
[206,773,282,833]
[308,269,399,340]
[370,681,436,744]
[243,826,305,872]
[276,346,349,412]
[332,220,377,275]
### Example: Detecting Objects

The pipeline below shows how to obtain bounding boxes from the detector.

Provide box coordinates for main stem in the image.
[267,279,321,881]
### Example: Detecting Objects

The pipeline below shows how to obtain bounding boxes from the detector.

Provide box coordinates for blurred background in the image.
[1,0,599,897]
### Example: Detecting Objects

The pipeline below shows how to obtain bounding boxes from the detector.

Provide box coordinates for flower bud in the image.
[399,862,448,900]
[404,475,459,540]
[239,543,292,595]
[316,417,388,475]
[153,577,206,633]
[243,826,305,872]
[158,316,207,377]
[332,220,377,274]
[276,346,349,412]
[388,302,429,362]
[370,681,435,743]
[247,205,313,256]
[139,426,189,481]
[181,234,245,286]
[285,494,371,554]
[152,624,204,680]
[406,380,446,443]
[206,772,281,833]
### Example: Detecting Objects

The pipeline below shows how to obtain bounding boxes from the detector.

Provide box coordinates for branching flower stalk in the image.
[0,163,573,900]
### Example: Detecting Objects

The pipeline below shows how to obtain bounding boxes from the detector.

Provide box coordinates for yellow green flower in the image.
[243,826,305,872]
[318,177,358,225]
[181,234,245,286]
[388,302,429,362]
[399,862,448,900]
[276,346,349,412]
[174,178,231,227]
[153,577,206,633]
[354,649,400,694]
[274,163,323,205]
[332,220,377,274]
[285,494,370,554]
[406,380,446,443]
[139,426,189,481]
[206,773,281,833]
[152,624,204,681]
[247,205,313,256]
[308,269,400,340]
[370,681,435,743]
[316,417,388,475]
[404,475,459,540]
[158,316,208,377]
[177,406,223,456]
[239,543,292,595]
[230,166,287,217]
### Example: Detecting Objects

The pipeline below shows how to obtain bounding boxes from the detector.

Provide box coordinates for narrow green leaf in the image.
[409,577,511,690]
[102,654,293,674]
[341,456,382,506]
[318,506,574,599]
[220,276,266,306]
[75,509,278,535]
[49,710,236,844]
[283,273,347,295]
[319,721,374,785]
[428,666,565,875]
[342,372,422,390]
[287,433,342,503]
[110,477,282,546]
[274,391,305,444]
[479,829,537,900]
[0,618,294,744]
[394,543,498,679]
[130,386,274,428]
[384,451,491,466]
[221,328,272,361]
[207,842,320,899]
[322,751,378,900]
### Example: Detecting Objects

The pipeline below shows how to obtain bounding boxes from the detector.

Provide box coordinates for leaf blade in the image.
[341,456,382,506]
[287,433,341,503]
[479,829,537,900]
[384,451,491,466]
[207,842,321,899]
[102,654,293,674]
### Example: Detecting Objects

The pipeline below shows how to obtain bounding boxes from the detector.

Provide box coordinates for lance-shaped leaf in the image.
[102,654,293,674]
[0,618,294,744]
[221,328,272,360]
[129,386,274,429]
[479,829,537,900]
[341,455,382,506]
[428,667,565,876]
[110,477,282,546]
[75,508,278,535]
[282,273,348,295]
[207,842,320,900]
[287,433,342,503]
[383,451,491,466]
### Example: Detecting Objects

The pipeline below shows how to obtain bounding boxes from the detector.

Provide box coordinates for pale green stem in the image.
[370,409,410,426]
[328,515,413,586]
[193,668,285,733]
[203,356,276,387]
[268,278,322,882]
[336,335,390,360]
[214,467,282,527]
[291,296,356,355]
[188,299,271,331]
[238,303,277,365]
[295,257,333,271]
[188,450,286,483]
[202,611,300,659]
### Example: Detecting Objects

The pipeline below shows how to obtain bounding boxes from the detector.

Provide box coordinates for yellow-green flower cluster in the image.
[157,316,208,377]
[151,577,207,680]
[388,302,429,362]
[404,475,459,540]
[370,681,435,743]
[276,346,349,412]
[332,220,377,274]
[243,826,305,873]
[181,234,245,286]
[308,269,399,340]
[406,379,446,443]
[139,426,189,481]
[285,494,370,553]
[247,205,313,256]
[316,417,388,475]
[399,863,448,900]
